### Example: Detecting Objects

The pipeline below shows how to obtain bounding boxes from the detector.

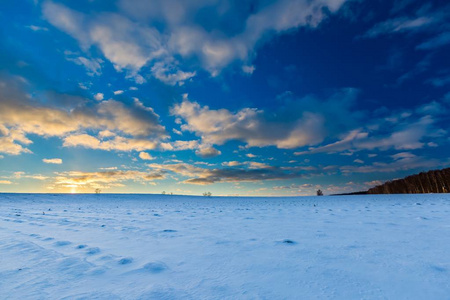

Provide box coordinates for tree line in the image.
[367,168,450,194]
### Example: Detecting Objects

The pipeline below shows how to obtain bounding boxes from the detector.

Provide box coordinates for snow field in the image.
[0,193,450,299]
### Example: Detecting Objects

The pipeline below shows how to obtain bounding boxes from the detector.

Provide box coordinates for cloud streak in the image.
[147,162,315,185]
[296,102,448,156]
[43,158,62,164]
[363,2,450,51]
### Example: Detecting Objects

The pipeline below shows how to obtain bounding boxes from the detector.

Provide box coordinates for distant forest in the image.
[367,168,450,194]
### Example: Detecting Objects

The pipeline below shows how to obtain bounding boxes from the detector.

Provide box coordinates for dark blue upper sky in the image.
[0,0,449,195]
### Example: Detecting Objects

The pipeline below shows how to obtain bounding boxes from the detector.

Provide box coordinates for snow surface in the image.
[1,193,450,299]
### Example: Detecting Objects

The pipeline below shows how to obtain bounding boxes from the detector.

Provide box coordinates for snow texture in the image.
[1,193,450,299]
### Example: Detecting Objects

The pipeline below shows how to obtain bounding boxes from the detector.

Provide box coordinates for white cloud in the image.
[99,166,118,170]
[63,134,158,152]
[0,136,32,155]
[294,129,368,155]
[94,93,104,101]
[1,83,165,138]
[66,56,102,76]
[27,25,48,31]
[43,0,349,83]
[222,161,243,167]
[172,128,182,135]
[139,152,155,160]
[195,146,221,158]
[98,130,115,138]
[364,16,435,38]
[248,162,272,169]
[242,65,256,74]
[416,101,446,115]
[0,125,33,155]
[167,0,347,74]
[0,172,48,181]
[0,76,166,155]
[43,1,166,83]
[363,3,450,52]
[159,140,199,151]
[391,152,416,160]
[151,61,196,86]
[171,99,322,149]
[43,158,62,164]
[114,90,124,95]
[171,90,360,149]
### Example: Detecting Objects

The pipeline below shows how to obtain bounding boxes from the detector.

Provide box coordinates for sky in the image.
[0,0,449,196]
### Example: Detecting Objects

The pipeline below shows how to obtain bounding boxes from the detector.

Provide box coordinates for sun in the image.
[70,187,77,194]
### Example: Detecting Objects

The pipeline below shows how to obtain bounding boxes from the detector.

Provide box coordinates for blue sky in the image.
[0,0,449,195]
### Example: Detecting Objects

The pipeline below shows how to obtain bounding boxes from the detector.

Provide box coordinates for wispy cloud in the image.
[63,134,158,152]
[363,2,450,51]
[66,54,103,76]
[26,25,48,32]
[417,32,450,50]
[340,155,448,174]
[43,158,62,164]
[296,101,448,156]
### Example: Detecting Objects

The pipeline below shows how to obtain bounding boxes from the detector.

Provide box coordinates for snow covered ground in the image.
[1,193,449,299]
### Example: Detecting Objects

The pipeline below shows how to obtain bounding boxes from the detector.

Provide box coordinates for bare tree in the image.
[368,168,450,194]
[316,189,323,196]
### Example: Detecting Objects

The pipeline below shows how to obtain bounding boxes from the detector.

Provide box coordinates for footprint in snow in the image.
[76,244,87,249]
[118,257,133,265]
[430,265,446,272]
[143,262,168,273]
[55,241,72,247]
[86,247,101,255]
[280,239,297,245]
